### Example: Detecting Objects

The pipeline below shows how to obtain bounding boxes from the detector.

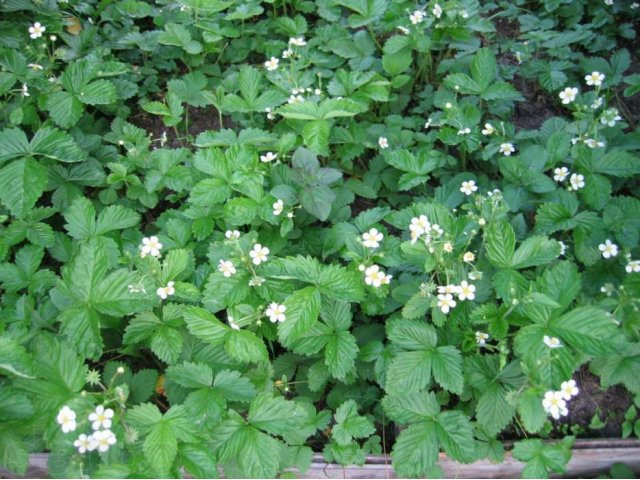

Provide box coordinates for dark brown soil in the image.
[512,75,563,130]
[560,367,633,438]
[130,105,228,149]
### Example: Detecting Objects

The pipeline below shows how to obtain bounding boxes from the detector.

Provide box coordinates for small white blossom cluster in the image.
[378,136,389,149]
[558,87,578,105]
[29,22,46,39]
[598,239,618,259]
[600,108,622,127]
[553,168,586,191]
[585,71,605,87]
[408,215,444,246]
[266,302,286,323]
[481,123,494,135]
[140,236,162,258]
[544,335,562,348]
[56,405,117,453]
[475,331,489,346]
[362,264,392,288]
[436,281,475,314]
[460,180,478,196]
[626,259,640,273]
[260,151,277,163]
[157,281,175,299]
[542,380,579,420]
[361,228,383,249]
[499,143,515,156]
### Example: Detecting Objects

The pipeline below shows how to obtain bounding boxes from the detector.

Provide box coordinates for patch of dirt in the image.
[559,367,633,438]
[493,16,520,40]
[512,75,562,130]
[129,105,229,149]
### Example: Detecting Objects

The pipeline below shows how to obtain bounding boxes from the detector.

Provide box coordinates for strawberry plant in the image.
[0,0,639,478]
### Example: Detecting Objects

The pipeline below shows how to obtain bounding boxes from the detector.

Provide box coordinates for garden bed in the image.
[3,440,640,479]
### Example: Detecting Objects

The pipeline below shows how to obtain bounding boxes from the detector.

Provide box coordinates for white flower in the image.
[409,10,425,24]
[89,405,114,430]
[468,271,483,281]
[264,57,279,71]
[314,88,322,95]
[73,433,97,454]
[156,281,175,300]
[140,236,163,258]
[560,379,579,400]
[598,239,618,259]
[585,71,605,87]
[445,102,452,109]
[409,215,431,243]
[92,430,117,453]
[56,406,77,433]
[478,218,486,226]
[28,63,43,70]
[443,242,453,253]
[558,241,567,256]
[266,302,286,323]
[260,151,277,163]
[225,229,240,239]
[29,22,46,39]
[542,391,568,420]
[626,260,640,273]
[397,26,410,35]
[287,94,304,104]
[437,293,456,314]
[481,123,494,135]
[558,87,578,104]
[249,243,269,265]
[424,118,433,129]
[21,83,29,97]
[249,276,265,287]
[604,0,613,5]
[569,173,585,190]
[515,51,523,64]
[362,228,383,249]
[543,335,562,348]
[364,265,392,288]
[499,143,515,156]
[282,48,293,58]
[460,9,469,18]
[228,315,240,330]
[460,180,478,196]
[632,2,639,8]
[553,167,569,182]
[378,137,389,149]
[457,127,471,135]
[583,138,605,149]
[475,331,489,346]
[265,107,275,120]
[289,37,307,46]
[457,281,475,301]
[218,259,236,277]
[463,251,475,263]
[600,108,622,127]
[432,3,443,18]
[273,199,284,216]
[437,284,458,295]
[590,97,604,110]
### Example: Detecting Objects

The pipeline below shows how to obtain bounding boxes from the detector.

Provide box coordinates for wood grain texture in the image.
[2,439,639,479]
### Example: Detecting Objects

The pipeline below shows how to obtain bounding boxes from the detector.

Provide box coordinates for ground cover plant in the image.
[0,0,639,478]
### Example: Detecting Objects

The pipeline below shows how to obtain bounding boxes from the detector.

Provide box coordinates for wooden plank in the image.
[2,440,640,479]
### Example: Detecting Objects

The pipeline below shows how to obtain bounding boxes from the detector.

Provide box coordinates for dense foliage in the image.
[0,0,639,478]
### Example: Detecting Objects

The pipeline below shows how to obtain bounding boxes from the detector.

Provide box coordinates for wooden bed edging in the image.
[3,439,640,479]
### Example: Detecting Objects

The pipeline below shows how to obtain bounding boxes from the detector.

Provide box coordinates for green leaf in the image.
[0,128,29,165]
[477,385,515,436]
[279,286,322,346]
[213,370,256,401]
[150,325,183,363]
[184,306,229,344]
[385,350,432,392]
[167,362,213,389]
[0,158,47,219]
[486,221,515,268]
[391,422,439,477]
[303,120,330,156]
[593,151,640,178]
[318,265,364,302]
[387,319,437,350]
[332,400,375,446]
[144,421,178,477]
[325,330,358,380]
[382,391,440,424]
[248,393,305,436]
[300,185,335,221]
[46,91,84,128]
[518,388,547,433]
[29,127,86,162]
[95,205,140,235]
[512,438,574,478]
[471,48,497,90]
[77,80,117,105]
[189,178,231,206]
[435,411,476,463]
[224,330,269,364]
[431,346,464,394]
[511,236,560,269]
[64,197,96,239]
[549,307,618,356]
[127,403,163,434]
